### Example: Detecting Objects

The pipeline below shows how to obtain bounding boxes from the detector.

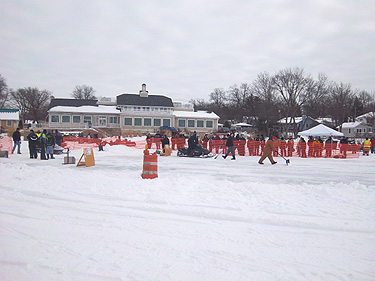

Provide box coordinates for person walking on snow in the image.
[258,136,277,165]
[222,133,236,160]
[12,127,21,154]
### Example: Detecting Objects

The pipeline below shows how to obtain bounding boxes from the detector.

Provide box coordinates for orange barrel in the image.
[141,150,158,179]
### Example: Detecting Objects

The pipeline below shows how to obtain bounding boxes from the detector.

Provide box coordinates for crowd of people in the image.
[143,131,373,162]
[12,128,63,160]
[11,128,374,162]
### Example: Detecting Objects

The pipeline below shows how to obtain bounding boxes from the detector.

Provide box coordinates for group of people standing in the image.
[12,128,63,160]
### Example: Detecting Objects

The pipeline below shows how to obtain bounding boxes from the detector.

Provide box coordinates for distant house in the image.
[338,121,371,138]
[315,117,335,127]
[355,111,375,134]
[47,84,220,135]
[0,109,20,135]
[277,115,318,136]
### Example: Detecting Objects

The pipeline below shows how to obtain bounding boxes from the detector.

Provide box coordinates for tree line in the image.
[190,67,375,136]
[1,68,375,135]
[0,74,96,122]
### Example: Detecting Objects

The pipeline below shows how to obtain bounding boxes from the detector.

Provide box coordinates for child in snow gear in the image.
[258,136,277,165]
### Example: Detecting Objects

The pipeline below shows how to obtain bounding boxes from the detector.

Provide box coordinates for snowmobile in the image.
[177,144,213,158]
[36,144,64,155]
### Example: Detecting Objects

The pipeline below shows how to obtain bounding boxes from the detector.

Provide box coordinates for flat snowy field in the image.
[1,140,374,281]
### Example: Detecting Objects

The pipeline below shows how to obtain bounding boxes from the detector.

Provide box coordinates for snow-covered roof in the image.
[0,109,20,120]
[356,111,375,120]
[316,117,334,124]
[340,122,366,129]
[232,123,252,127]
[278,117,304,123]
[173,110,219,119]
[48,105,120,114]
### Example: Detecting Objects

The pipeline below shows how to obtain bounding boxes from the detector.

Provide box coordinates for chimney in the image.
[139,83,148,97]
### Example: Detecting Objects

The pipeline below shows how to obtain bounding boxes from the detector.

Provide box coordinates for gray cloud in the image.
[1,0,374,102]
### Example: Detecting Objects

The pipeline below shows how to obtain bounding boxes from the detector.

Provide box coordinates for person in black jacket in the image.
[12,127,21,154]
[222,133,236,160]
[46,130,55,159]
[27,129,39,159]
[188,131,198,150]
[161,134,170,151]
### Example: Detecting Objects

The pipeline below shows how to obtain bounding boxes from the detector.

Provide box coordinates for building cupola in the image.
[139,83,148,97]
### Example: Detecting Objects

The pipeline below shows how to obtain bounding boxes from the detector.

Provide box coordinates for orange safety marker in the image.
[77,148,95,167]
[141,149,158,179]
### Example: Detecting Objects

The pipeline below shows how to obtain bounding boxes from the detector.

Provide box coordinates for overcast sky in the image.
[1,0,374,102]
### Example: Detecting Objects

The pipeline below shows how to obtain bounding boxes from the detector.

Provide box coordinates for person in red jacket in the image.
[371,137,375,154]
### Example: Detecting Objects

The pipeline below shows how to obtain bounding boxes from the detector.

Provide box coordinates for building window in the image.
[188,120,195,128]
[178,119,186,127]
[197,120,204,128]
[72,116,81,123]
[6,120,12,126]
[83,116,92,123]
[357,129,362,133]
[206,120,213,128]
[51,115,59,123]
[134,118,142,126]
[134,107,141,111]
[163,119,171,126]
[99,116,107,126]
[62,116,71,123]
[109,116,119,124]
[144,118,152,126]
[124,118,132,126]
[348,129,351,133]
[154,118,161,126]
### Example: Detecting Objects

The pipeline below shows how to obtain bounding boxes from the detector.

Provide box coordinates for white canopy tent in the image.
[298,124,344,137]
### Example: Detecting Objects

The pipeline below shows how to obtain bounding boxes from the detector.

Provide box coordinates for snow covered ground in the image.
[1,140,374,281]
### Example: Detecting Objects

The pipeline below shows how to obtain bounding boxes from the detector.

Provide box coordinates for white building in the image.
[47,84,219,135]
[339,121,371,138]
[0,109,20,135]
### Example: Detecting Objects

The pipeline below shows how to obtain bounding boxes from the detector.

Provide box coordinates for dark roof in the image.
[0,108,19,112]
[116,94,173,107]
[49,98,98,109]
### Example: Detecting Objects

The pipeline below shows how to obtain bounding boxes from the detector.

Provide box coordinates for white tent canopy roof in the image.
[298,124,344,137]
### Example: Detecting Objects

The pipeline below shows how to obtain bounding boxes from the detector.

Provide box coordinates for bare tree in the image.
[71,85,97,100]
[272,67,314,136]
[327,82,354,128]
[357,90,374,113]
[209,88,226,108]
[9,87,50,122]
[0,74,9,108]
[302,73,331,118]
[251,72,279,134]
